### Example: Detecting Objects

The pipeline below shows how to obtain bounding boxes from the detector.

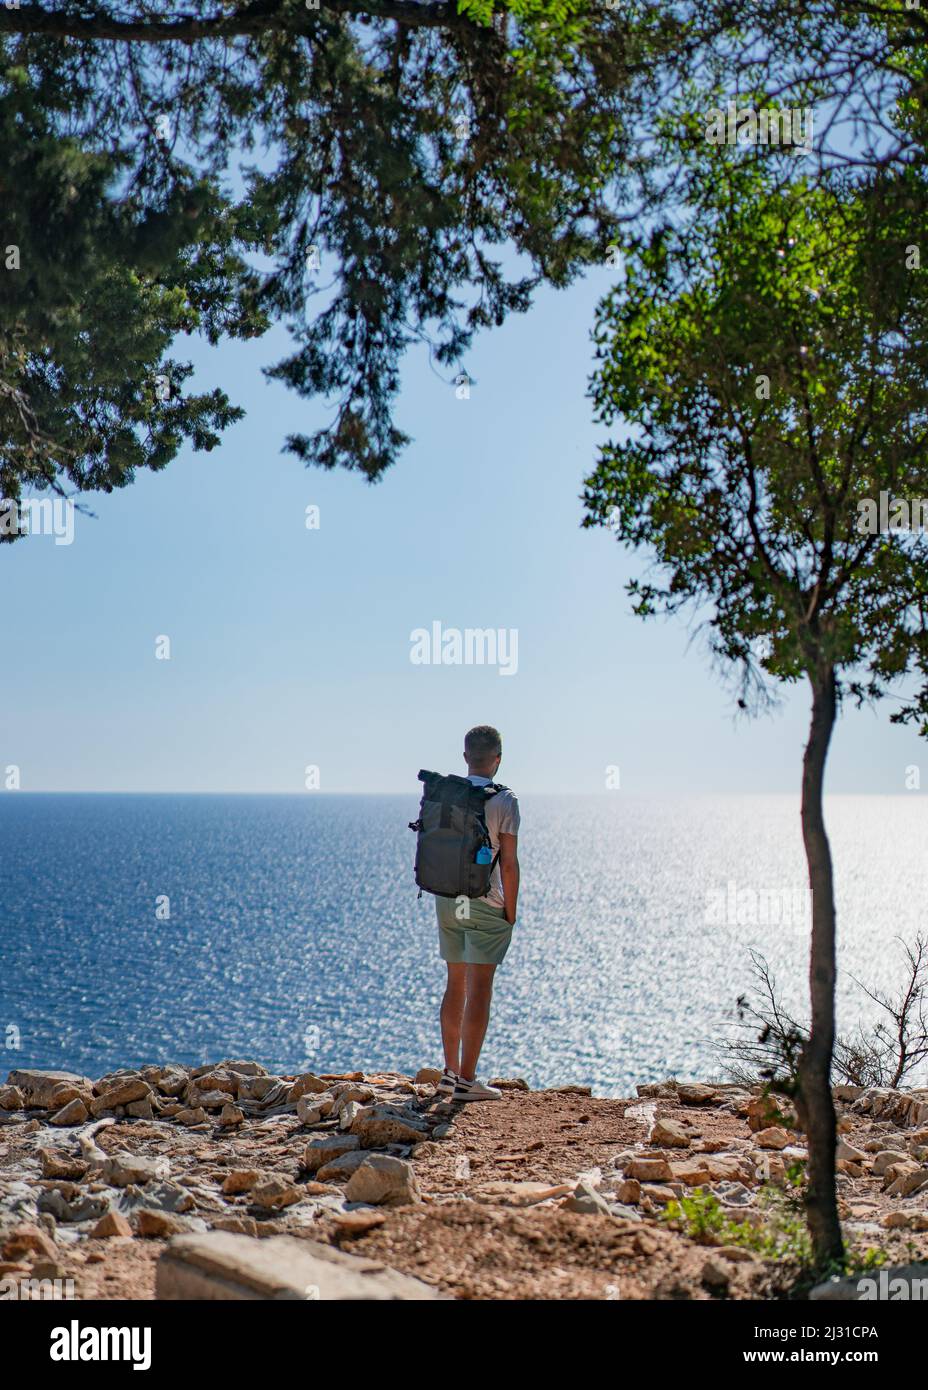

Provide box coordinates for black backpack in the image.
[408,769,507,898]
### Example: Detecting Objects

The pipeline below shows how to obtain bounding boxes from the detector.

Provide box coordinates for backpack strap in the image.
[482,781,508,799]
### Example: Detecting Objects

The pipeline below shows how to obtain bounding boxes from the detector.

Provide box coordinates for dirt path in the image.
[2,1067,926,1301]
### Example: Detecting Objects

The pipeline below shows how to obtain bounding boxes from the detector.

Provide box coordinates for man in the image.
[435,725,520,1102]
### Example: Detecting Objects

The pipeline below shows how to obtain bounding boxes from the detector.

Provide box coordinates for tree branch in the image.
[0,0,474,44]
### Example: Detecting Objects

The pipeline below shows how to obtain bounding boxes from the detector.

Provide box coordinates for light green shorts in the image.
[435,895,513,966]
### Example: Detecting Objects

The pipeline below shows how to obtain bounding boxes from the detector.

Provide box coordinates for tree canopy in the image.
[585,154,928,727]
[0,0,659,520]
[1,0,927,522]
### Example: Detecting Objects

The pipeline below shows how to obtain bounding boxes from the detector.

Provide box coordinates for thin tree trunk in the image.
[796,662,844,1271]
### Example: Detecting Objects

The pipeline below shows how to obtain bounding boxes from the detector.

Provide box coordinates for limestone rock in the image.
[562,1179,614,1216]
[350,1105,429,1148]
[332,1084,376,1111]
[211,1216,259,1237]
[2,1223,58,1262]
[49,1098,89,1126]
[288,1072,332,1102]
[91,1210,133,1238]
[414,1068,442,1086]
[331,1210,389,1237]
[104,1153,171,1187]
[237,1074,286,1103]
[755,1126,790,1150]
[884,1166,928,1198]
[188,1071,236,1097]
[174,1106,209,1127]
[195,1090,232,1111]
[37,1189,111,1224]
[651,1118,691,1149]
[156,1231,444,1300]
[872,1149,909,1176]
[471,1181,573,1207]
[746,1094,794,1132]
[135,1209,188,1238]
[640,1183,679,1206]
[303,1134,361,1174]
[122,1180,194,1214]
[7,1069,93,1110]
[251,1175,304,1210]
[625,1157,674,1183]
[316,1149,371,1183]
[220,1103,244,1127]
[208,1060,269,1080]
[338,1101,366,1131]
[90,1078,152,1115]
[222,1169,262,1195]
[0,1085,24,1110]
[343,1155,421,1207]
[296,1093,335,1125]
[38,1148,87,1181]
[154,1067,189,1097]
[678,1084,721,1106]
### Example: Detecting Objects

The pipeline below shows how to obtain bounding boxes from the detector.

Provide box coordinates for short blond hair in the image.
[464,725,502,760]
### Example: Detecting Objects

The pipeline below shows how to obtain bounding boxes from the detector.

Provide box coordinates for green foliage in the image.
[664,1171,902,1288]
[0,0,654,502]
[662,1183,814,1270]
[0,58,263,519]
[2,1,927,505]
[584,149,928,724]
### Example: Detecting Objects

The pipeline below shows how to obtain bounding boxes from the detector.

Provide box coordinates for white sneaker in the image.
[452,1077,502,1102]
[434,1067,460,1098]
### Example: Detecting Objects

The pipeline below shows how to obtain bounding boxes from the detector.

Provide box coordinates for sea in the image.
[1,793,926,1096]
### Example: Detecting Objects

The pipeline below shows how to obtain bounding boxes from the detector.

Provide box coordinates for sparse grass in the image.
[662,1165,906,1291]
[661,1183,813,1270]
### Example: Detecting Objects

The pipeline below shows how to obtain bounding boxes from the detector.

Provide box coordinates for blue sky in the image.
[2,261,926,795]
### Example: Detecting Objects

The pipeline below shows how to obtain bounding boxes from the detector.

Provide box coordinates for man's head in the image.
[464,725,502,777]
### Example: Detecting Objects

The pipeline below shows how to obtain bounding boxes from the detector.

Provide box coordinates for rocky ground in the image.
[1,1062,927,1300]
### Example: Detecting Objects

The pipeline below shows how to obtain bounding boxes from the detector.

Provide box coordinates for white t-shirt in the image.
[467,774,520,910]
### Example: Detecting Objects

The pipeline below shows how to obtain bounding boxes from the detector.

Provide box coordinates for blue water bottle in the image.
[476,845,493,865]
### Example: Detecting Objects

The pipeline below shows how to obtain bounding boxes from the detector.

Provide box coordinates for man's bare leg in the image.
[440,962,467,1073]
[459,963,497,1080]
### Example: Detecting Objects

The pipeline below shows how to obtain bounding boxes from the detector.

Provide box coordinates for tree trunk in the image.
[796,662,844,1271]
